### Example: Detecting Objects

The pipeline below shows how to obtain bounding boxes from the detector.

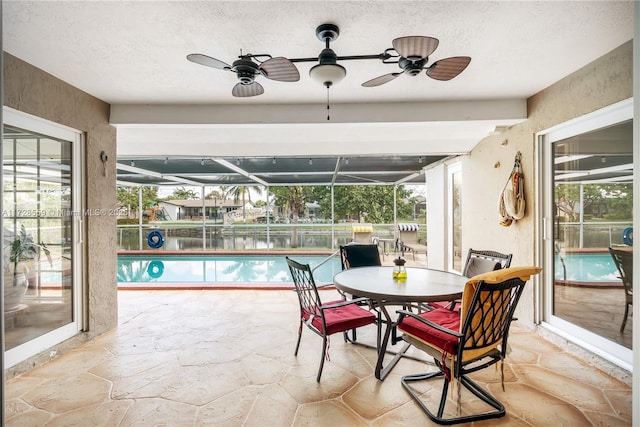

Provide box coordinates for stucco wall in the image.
[462,40,633,327]
[3,52,118,376]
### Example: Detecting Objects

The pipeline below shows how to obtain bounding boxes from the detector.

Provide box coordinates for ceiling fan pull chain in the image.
[326,86,331,121]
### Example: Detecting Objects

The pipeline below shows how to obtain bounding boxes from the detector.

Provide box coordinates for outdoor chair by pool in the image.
[430,248,513,310]
[397,266,541,425]
[286,256,377,382]
[339,244,382,342]
[462,249,513,278]
[609,247,633,332]
[397,223,427,260]
[352,223,374,244]
[340,243,382,270]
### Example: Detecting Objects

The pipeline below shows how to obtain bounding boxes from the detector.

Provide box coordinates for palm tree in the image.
[227,186,263,222]
[281,186,305,248]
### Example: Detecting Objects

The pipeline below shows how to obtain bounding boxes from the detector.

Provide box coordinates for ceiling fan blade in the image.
[361,73,401,87]
[426,56,471,81]
[232,82,264,97]
[186,54,231,70]
[392,36,439,59]
[259,57,300,82]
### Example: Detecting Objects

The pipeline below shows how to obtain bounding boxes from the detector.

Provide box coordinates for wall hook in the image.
[100,151,108,177]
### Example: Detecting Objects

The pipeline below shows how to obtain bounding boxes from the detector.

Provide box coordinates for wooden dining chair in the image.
[286,257,377,382]
[396,266,541,425]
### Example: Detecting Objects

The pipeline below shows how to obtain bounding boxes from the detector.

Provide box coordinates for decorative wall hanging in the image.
[498,151,525,227]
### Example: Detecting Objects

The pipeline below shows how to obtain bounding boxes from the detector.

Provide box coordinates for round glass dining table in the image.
[333,266,467,380]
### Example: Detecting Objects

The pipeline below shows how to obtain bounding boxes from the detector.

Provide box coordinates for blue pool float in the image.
[147,230,165,249]
[147,260,164,279]
[622,227,633,246]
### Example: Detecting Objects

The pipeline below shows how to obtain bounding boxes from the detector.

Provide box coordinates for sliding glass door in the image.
[3,108,84,367]
[540,99,633,368]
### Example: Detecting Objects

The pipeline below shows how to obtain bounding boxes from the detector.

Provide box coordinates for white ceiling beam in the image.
[110,99,526,126]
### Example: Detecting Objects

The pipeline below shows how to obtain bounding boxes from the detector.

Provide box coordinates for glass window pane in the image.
[3,124,74,350]
[552,120,633,349]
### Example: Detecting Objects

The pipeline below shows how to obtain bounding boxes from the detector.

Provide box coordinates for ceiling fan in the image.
[362,36,471,87]
[186,23,470,98]
[186,52,300,97]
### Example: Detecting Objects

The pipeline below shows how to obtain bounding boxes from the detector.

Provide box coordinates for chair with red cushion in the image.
[429,248,513,311]
[286,256,377,382]
[396,266,541,425]
[339,244,382,343]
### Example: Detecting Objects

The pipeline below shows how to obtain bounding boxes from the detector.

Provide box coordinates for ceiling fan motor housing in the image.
[232,59,260,85]
[399,57,427,76]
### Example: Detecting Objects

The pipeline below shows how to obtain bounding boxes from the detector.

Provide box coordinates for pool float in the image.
[147,260,164,279]
[147,230,165,249]
[622,227,633,246]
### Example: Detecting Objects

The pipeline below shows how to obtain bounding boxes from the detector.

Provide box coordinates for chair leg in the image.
[620,303,630,332]
[317,336,328,382]
[402,368,506,425]
[294,321,303,356]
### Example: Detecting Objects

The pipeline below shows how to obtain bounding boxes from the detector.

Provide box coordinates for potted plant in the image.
[3,225,52,311]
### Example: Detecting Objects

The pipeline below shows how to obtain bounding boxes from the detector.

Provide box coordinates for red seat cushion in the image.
[397,307,461,353]
[304,299,376,335]
[429,300,461,311]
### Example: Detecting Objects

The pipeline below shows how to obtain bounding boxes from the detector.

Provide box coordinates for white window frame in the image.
[447,162,462,272]
[3,107,86,368]
[536,98,633,370]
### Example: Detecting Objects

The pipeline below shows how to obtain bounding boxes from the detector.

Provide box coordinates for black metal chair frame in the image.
[430,249,513,312]
[286,256,378,382]
[397,274,528,425]
[609,247,633,332]
[462,248,513,277]
[338,244,382,341]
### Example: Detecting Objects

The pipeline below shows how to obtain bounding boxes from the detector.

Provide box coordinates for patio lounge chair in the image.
[609,247,633,332]
[352,223,374,244]
[397,223,427,260]
[286,256,377,382]
[397,266,542,424]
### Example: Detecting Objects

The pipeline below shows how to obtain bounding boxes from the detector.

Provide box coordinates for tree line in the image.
[117,184,420,223]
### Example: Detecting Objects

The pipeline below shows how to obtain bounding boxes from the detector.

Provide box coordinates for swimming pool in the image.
[117,254,342,288]
[554,252,619,283]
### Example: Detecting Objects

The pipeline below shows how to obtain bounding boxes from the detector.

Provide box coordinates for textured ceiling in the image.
[3,1,632,104]
[2,1,634,186]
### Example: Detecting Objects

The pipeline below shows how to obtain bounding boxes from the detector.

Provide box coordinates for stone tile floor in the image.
[4,289,633,426]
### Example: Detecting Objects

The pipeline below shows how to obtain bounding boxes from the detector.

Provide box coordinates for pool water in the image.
[554,253,619,282]
[117,254,342,285]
